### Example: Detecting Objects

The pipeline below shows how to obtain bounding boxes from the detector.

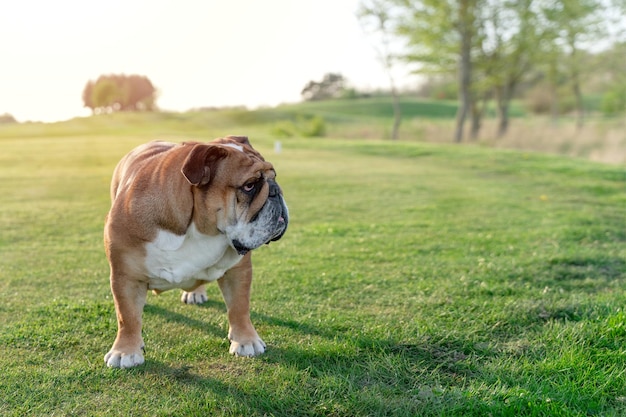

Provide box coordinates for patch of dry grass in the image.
[327,114,626,164]
[483,117,626,164]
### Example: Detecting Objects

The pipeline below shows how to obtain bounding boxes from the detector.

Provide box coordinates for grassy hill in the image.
[0,106,625,415]
[3,95,622,162]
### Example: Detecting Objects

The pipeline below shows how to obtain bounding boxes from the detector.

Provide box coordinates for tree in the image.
[91,76,123,113]
[82,81,94,112]
[301,73,346,101]
[122,75,157,111]
[395,0,479,142]
[363,0,624,141]
[0,113,17,124]
[540,0,608,128]
[82,74,157,114]
[396,0,542,139]
[476,0,540,137]
[455,0,477,142]
[597,42,626,115]
[358,0,403,140]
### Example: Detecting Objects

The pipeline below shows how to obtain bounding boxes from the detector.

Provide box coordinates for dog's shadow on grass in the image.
[130,320,478,416]
[114,253,626,414]
[136,293,528,414]
[143,300,476,380]
[133,291,589,417]
[144,300,226,338]
[137,303,477,404]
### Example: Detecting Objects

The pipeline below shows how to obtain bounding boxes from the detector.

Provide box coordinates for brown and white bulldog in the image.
[103,136,288,368]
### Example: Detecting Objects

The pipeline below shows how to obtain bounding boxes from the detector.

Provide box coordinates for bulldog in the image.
[103,136,288,368]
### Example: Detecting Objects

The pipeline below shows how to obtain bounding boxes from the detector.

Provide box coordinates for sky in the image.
[0,0,413,123]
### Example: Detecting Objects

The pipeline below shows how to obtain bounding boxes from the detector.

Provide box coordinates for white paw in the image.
[104,348,145,368]
[181,288,208,305]
[229,337,266,357]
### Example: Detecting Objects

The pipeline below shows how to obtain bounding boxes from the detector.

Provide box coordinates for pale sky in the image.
[0,0,411,123]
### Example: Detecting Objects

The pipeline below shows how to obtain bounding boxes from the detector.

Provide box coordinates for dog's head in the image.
[181,136,288,255]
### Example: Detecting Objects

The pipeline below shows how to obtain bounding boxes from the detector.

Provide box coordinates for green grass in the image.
[0,113,625,416]
[292,96,461,120]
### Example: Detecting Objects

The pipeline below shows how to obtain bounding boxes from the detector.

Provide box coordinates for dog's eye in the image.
[241,180,259,194]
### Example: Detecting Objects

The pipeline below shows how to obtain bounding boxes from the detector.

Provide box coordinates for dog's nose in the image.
[268,181,281,198]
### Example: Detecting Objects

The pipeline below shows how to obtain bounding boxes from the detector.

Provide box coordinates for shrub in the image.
[269,115,326,138]
[0,113,17,124]
[270,121,297,138]
[525,85,552,114]
[601,86,626,115]
[524,84,576,115]
[298,115,326,137]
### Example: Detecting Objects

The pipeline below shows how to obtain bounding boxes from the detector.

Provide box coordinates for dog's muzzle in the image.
[231,181,288,255]
[267,181,289,241]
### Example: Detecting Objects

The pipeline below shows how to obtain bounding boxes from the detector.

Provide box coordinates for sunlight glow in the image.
[0,0,405,122]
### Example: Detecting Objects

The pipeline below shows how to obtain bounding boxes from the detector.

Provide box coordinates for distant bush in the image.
[601,85,626,115]
[0,113,17,124]
[340,88,360,99]
[525,85,552,114]
[415,77,458,100]
[270,114,326,138]
[270,121,297,138]
[525,84,576,115]
[299,115,326,137]
[431,83,458,100]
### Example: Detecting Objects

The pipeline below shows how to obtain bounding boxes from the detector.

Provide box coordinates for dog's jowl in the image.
[103,136,288,368]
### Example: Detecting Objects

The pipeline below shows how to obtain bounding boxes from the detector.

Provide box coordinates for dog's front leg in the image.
[105,275,148,368]
[217,253,266,357]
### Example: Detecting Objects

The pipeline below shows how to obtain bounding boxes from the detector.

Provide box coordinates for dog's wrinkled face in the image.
[181,136,288,255]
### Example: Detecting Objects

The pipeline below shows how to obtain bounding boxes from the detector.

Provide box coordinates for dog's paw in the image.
[181,288,208,305]
[229,336,266,357]
[104,348,145,369]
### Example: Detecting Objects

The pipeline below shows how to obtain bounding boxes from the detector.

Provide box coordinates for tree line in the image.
[82,74,157,114]
[357,0,626,141]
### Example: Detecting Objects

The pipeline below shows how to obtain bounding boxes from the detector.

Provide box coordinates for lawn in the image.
[0,115,625,416]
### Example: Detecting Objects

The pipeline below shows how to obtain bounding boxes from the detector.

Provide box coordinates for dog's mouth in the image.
[232,239,252,256]
[231,200,288,256]
[231,214,287,255]
[269,214,287,241]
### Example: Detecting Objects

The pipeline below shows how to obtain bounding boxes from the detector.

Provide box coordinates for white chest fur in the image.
[144,224,242,291]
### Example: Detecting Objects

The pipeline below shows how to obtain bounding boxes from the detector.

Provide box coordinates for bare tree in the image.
[455,0,477,142]
[358,0,402,140]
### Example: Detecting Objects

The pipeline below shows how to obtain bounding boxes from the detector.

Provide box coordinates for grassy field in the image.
[3,96,624,162]
[0,109,625,416]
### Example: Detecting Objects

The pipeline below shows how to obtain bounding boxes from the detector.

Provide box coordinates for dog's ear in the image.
[225,135,251,147]
[181,144,229,186]
[222,135,265,161]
